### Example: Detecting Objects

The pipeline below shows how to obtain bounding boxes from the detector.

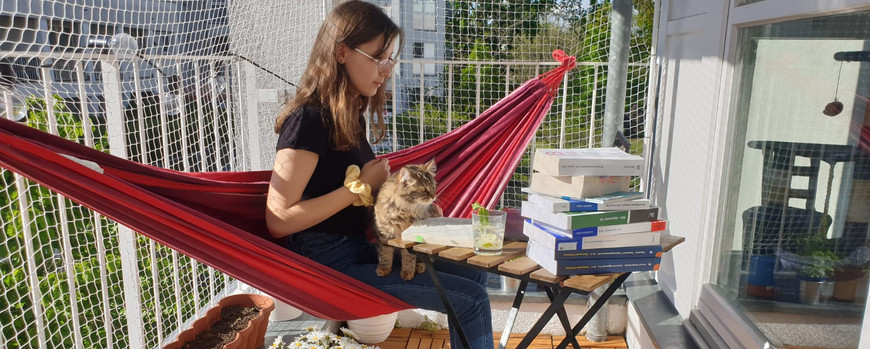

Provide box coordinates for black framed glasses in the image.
[354,48,397,74]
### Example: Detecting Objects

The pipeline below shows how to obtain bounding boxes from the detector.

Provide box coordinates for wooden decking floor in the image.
[376,328,628,349]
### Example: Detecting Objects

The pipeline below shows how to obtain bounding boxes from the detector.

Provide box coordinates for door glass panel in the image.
[717,11,870,348]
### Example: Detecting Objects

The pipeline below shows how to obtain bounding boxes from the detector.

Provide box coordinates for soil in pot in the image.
[182,305,261,349]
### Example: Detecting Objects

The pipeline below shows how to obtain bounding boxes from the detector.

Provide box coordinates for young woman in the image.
[264,2,493,348]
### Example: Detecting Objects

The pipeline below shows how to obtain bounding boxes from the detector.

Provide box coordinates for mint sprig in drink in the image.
[471,202,506,255]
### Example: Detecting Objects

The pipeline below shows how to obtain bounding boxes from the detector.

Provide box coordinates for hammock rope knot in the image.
[552,49,577,70]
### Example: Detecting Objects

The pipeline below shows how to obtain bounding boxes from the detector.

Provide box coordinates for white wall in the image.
[647,0,730,319]
[229,1,324,170]
[645,0,870,347]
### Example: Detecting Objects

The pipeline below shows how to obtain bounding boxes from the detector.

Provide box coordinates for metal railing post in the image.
[102,60,147,349]
[602,0,633,148]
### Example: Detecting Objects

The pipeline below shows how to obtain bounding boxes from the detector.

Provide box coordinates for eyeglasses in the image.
[354,48,397,73]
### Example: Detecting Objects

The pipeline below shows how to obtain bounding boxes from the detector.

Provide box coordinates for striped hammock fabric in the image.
[0,50,576,320]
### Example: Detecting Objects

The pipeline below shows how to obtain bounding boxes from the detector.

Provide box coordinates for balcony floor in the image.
[381,328,628,349]
[264,317,628,349]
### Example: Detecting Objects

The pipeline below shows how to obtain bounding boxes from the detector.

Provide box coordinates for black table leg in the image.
[545,286,582,349]
[498,279,529,349]
[555,272,631,349]
[422,254,472,349]
[515,288,573,349]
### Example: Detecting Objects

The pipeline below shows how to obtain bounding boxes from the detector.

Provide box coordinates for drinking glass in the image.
[472,209,507,255]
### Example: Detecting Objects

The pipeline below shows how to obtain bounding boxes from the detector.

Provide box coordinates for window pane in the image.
[717,11,870,348]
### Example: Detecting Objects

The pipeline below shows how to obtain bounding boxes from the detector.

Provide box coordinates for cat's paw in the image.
[375,265,392,277]
[415,262,426,274]
[400,269,416,281]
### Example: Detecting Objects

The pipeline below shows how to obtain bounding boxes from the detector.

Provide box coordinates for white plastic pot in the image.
[269,299,303,321]
[346,311,398,344]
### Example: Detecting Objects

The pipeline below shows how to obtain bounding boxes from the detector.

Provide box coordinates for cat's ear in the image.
[399,167,415,185]
[424,159,437,174]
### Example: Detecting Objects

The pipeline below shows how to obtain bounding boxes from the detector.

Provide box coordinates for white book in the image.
[527,192,651,212]
[400,217,473,248]
[522,220,662,251]
[520,201,660,231]
[529,218,667,239]
[529,173,631,199]
[532,147,644,176]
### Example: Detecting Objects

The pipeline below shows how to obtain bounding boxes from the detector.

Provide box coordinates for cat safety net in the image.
[0,51,576,320]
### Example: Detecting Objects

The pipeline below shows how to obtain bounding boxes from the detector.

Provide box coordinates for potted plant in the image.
[269,327,380,349]
[345,311,398,344]
[832,245,870,302]
[791,233,839,305]
[163,294,275,349]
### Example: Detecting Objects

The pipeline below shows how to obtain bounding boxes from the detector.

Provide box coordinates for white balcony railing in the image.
[1,50,650,348]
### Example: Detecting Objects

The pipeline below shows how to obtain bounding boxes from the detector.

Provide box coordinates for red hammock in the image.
[0,51,576,320]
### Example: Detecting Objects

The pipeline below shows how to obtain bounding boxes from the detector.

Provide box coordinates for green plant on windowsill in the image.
[793,233,840,281]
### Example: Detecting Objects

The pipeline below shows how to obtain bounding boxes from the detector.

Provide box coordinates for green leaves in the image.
[471,202,490,225]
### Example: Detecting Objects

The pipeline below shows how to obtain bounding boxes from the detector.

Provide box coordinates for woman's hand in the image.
[359,158,390,192]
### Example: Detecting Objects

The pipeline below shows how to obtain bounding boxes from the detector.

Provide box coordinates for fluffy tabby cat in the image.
[373,160,442,280]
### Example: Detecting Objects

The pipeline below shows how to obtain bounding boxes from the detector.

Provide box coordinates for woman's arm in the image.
[265,148,390,238]
[265,148,360,238]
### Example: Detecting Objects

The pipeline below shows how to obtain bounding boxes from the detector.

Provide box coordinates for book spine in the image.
[553,159,645,177]
[544,199,651,212]
[529,219,666,239]
[522,220,662,250]
[595,199,651,212]
[567,207,660,229]
[527,241,663,260]
[567,220,667,238]
[545,258,661,275]
[521,201,572,230]
[529,173,630,199]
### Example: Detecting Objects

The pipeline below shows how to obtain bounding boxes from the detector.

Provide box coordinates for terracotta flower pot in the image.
[833,269,869,302]
[162,294,275,349]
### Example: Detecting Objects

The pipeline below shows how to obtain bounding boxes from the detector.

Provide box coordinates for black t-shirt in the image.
[275,104,375,237]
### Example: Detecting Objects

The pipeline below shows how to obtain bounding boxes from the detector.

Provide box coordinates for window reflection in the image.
[719,11,870,348]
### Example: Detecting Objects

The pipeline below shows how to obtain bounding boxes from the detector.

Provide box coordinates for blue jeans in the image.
[285,231,494,349]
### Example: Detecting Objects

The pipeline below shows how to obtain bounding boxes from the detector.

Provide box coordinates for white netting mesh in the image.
[0,1,654,347]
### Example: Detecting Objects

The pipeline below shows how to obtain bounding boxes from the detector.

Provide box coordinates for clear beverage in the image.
[472,210,507,255]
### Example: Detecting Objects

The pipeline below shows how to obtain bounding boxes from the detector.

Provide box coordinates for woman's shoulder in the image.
[293,103,329,122]
[281,104,329,130]
[276,103,331,152]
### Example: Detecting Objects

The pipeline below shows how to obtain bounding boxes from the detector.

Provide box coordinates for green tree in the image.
[443,0,558,117]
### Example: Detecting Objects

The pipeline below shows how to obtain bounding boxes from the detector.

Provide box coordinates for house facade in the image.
[641,0,870,347]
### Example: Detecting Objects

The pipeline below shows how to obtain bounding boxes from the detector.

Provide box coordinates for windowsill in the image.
[623,272,698,349]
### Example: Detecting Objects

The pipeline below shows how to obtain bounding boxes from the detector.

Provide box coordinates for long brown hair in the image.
[274,1,402,151]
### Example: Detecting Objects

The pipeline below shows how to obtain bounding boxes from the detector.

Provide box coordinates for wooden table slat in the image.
[437,247,476,261]
[388,238,417,248]
[498,256,541,275]
[661,235,685,252]
[563,273,621,292]
[412,243,450,255]
[466,241,527,268]
[529,268,567,284]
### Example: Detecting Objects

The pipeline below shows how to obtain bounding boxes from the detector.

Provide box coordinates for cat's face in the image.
[398,160,437,204]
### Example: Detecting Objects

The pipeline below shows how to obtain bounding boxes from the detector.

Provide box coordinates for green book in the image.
[521,200,659,230]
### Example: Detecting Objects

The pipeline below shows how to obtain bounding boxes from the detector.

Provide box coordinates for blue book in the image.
[522,220,662,251]
[527,240,661,275]
[526,238,663,260]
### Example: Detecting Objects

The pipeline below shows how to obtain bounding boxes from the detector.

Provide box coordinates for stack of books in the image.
[522,147,667,275]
